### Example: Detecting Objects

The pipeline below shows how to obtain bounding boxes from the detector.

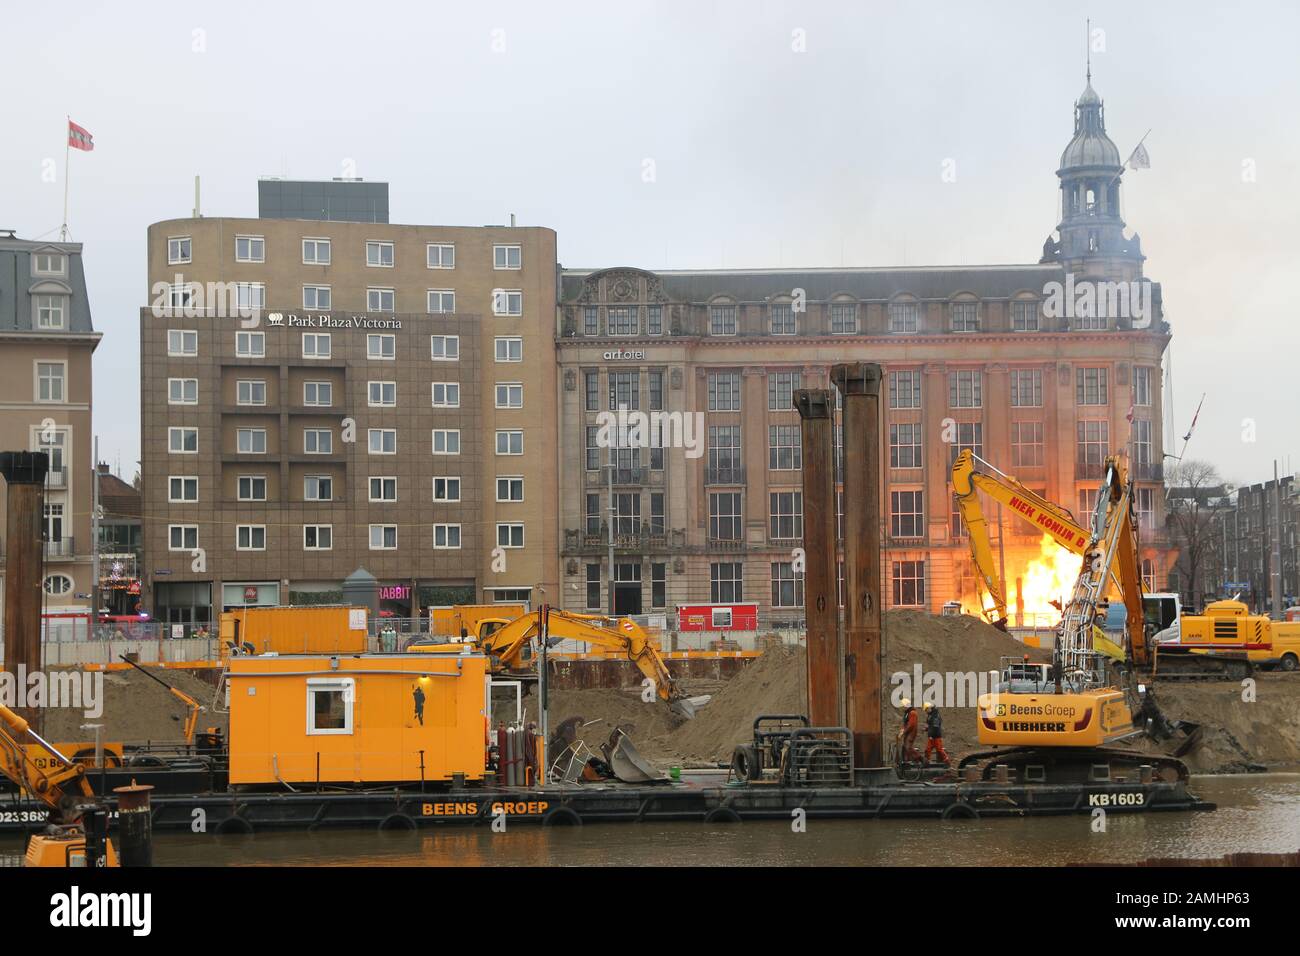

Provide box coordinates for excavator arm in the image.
[1056,457,1147,678]
[479,609,695,717]
[119,655,203,745]
[0,704,95,824]
[951,448,1096,628]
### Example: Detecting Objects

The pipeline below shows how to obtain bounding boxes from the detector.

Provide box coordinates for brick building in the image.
[554,80,1174,622]
[139,181,559,624]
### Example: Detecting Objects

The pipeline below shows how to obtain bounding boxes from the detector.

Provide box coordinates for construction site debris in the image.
[41,668,225,745]
[528,611,1300,774]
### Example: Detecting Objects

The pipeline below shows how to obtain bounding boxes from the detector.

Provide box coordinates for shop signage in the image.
[380,585,411,601]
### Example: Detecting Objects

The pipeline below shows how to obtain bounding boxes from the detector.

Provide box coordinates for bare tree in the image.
[1164,460,1229,608]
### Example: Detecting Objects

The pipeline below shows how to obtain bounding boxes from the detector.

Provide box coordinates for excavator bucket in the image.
[601,727,662,783]
[669,694,712,720]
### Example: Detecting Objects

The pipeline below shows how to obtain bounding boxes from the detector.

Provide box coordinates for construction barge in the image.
[0,768,1213,834]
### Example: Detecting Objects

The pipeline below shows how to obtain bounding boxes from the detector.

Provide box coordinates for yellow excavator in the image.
[953,448,1252,680]
[951,448,1094,630]
[0,703,119,867]
[962,456,1193,783]
[408,606,701,719]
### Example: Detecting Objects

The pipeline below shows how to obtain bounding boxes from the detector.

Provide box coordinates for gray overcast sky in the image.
[4,0,1297,486]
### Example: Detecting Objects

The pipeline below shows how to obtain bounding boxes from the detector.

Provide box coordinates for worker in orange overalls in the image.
[923,702,950,766]
[897,698,921,765]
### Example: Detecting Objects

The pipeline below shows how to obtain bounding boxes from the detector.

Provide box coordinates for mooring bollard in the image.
[112,780,155,867]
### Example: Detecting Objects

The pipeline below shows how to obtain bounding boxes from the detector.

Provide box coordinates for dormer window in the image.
[950,300,979,333]
[34,294,67,330]
[888,300,920,334]
[33,253,66,276]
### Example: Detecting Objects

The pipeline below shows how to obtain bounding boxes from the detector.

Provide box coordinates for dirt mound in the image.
[1134,675,1300,774]
[535,611,1047,767]
[530,610,1300,774]
[39,667,225,745]
[666,645,807,763]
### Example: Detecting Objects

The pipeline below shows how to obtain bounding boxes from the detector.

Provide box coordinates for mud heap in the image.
[533,611,1048,768]
[40,667,226,744]
[533,611,1300,774]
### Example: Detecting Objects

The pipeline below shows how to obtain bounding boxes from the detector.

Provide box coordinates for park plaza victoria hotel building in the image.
[555,80,1175,625]
[140,180,559,624]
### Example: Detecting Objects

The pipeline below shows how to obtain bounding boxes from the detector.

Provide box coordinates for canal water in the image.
[136,774,1300,866]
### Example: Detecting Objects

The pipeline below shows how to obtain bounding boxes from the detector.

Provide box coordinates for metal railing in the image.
[44,536,75,559]
[608,467,645,485]
[45,467,68,489]
[1075,461,1105,480]
[705,466,746,485]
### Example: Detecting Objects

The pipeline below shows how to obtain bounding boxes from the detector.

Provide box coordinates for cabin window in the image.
[306,678,354,735]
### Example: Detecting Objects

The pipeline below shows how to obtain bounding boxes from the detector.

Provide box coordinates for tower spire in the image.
[1086,18,1091,84]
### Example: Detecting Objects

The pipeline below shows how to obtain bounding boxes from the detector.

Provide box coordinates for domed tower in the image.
[1040,76,1144,279]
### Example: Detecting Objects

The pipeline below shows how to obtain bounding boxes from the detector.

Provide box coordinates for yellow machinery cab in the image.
[976,659,1135,748]
[1179,600,1300,670]
[25,830,119,868]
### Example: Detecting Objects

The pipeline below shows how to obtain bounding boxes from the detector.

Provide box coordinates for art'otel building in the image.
[140,181,558,624]
[0,231,100,618]
[555,80,1172,622]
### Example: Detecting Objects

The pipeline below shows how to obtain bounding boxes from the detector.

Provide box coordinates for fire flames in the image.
[962,534,1083,628]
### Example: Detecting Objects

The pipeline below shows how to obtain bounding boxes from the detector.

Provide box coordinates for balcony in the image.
[706,465,747,486]
[609,467,645,486]
[44,536,75,560]
[563,527,681,555]
[705,536,746,552]
[45,468,68,489]
[1076,461,1105,480]
[1133,462,1164,482]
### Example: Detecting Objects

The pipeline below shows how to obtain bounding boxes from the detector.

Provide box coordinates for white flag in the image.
[1128,142,1151,170]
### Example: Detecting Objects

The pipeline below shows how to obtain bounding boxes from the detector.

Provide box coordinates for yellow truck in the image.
[1176,600,1300,672]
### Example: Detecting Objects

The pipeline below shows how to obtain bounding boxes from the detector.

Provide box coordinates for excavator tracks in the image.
[958,746,1189,785]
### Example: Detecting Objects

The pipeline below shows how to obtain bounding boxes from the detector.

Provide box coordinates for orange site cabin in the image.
[227,653,489,786]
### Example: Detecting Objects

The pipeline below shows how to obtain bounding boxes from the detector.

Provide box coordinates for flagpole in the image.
[1108,129,1153,188]
[61,115,70,241]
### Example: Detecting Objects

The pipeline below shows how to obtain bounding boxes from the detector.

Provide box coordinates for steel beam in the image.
[1,451,50,732]
[832,364,884,768]
[795,389,840,727]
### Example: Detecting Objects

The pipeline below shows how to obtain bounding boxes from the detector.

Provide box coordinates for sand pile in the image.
[534,611,1047,767]
[530,610,1300,774]
[39,667,226,744]
[1132,674,1300,774]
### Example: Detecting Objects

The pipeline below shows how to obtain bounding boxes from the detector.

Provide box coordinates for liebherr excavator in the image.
[959,457,1196,784]
[952,448,1251,680]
